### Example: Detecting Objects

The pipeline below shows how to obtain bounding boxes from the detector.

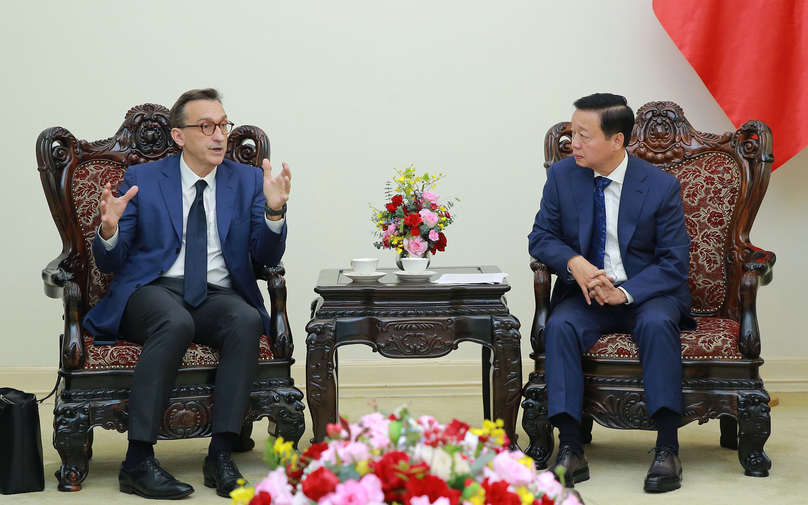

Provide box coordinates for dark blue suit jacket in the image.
[84,154,286,343]
[529,154,693,326]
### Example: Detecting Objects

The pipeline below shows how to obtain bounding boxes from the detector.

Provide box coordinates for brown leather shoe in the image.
[548,446,590,488]
[644,447,683,492]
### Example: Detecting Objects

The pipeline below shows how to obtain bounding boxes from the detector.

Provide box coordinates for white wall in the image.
[1,0,805,371]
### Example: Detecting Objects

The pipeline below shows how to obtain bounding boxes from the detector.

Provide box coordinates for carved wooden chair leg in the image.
[580,415,594,445]
[719,416,739,450]
[521,375,554,469]
[232,421,256,452]
[53,401,91,492]
[737,391,772,476]
[266,386,306,450]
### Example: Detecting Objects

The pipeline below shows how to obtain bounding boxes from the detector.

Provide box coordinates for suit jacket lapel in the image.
[617,155,649,259]
[159,157,183,240]
[216,161,236,245]
[571,166,595,256]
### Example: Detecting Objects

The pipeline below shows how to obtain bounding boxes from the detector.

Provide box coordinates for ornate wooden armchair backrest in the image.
[543,101,774,356]
[36,103,270,341]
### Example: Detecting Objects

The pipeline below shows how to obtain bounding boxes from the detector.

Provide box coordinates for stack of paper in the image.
[432,273,509,284]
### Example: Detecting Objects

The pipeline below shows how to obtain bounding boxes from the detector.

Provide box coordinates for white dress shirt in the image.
[600,150,634,304]
[100,153,284,289]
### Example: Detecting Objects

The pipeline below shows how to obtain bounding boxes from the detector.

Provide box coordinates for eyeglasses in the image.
[179,121,235,136]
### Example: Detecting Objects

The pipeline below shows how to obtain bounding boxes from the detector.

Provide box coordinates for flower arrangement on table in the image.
[370,166,456,258]
[231,406,583,505]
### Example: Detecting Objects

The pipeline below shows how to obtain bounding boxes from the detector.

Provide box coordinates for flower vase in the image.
[396,251,431,270]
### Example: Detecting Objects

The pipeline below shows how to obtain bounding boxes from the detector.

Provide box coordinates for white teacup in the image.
[400,257,429,274]
[350,258,379,274]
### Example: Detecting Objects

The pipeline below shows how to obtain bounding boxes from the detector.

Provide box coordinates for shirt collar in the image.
[179,153,217,191]
[602,150,628,185]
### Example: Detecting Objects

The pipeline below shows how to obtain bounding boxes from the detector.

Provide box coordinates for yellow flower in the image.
[377,213,383,218]
[470,419,507,446]
[229,483,255,504]
[355,459,371,475]
[515,486,535,505]
[467,488,486,505]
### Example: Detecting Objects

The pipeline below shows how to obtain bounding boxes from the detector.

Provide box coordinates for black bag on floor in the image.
[0,388,45,494]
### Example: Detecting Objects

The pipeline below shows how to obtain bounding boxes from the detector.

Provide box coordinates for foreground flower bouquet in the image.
[231,406,583,505]
[370,166,456,258]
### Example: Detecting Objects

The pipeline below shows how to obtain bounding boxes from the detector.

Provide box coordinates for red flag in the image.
[653,0,808,170]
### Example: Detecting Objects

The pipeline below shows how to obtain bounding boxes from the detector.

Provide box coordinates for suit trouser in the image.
[544,294,683,423]
[120,277,262,443]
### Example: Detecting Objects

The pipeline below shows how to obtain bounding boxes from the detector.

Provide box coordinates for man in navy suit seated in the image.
[84,88,292,499]
[529,93,693,493]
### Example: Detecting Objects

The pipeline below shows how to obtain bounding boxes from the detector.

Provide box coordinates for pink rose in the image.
[419,209,439,228]
[491,451,536,487]
[422,191,439,203]
[404,237,428,257]
[320,474,385,505]
[428,230,439,241]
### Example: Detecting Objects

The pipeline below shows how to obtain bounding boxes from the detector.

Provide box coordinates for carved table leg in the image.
[737,391,771,477]
[521,374,554,469]
[53,401,91,492]
[305,321,338,443]
[492,316,522,450]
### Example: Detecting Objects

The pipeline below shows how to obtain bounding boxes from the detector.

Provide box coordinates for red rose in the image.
[481,478,521,505]
[538,494,556,505]
[387,202,398,212]
[404,213,422,228]
[404,475,461,505]
[371,451,411,501]
[410,226,420,236]
[445,212,451,219]
[443,419,470,442]
[392,195,403,206]
[430,232,447,254]
[301,442,329,464]
[301,467,340,502]
[249,491,273,505]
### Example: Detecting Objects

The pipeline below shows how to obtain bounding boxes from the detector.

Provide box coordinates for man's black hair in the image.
[573,93,634,147]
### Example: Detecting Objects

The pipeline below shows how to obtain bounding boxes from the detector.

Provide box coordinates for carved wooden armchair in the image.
[37,104,305,491]
[521,101,775,477]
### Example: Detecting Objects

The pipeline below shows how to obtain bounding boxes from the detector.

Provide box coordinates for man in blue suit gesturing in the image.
[529,93,692,493]
[84,88,292,499]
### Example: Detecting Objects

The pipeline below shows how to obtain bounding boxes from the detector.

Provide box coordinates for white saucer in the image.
[394,270,436,282]
[344,270,386,281]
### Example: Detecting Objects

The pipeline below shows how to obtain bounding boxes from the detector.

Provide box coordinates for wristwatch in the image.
[265,202,287,217]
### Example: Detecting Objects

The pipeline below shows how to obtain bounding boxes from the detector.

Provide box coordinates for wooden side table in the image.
[305,266,521,448]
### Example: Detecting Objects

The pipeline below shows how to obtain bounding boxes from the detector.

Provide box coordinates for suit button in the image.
[159,270,165,275]
[175,247,181,254]
[135,283,141,289]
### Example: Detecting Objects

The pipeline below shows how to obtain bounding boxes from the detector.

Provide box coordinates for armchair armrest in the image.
[530,258,552,357]
[738,247,776,359]
[43,260,86,370]
[255,261,294,360]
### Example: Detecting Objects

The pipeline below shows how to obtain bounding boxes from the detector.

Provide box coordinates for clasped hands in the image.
[98,158,292,239]
[568,255,627,306]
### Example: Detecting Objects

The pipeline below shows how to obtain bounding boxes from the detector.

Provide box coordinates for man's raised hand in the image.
[99,182,138,240]
[262,159,291,220]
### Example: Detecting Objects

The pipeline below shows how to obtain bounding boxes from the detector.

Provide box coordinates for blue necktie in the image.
[184,180,208,307]
[587,176,612,270]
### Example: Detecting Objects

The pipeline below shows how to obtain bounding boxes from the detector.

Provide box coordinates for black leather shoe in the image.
[548,446,590,488]
[203,453,246,498]
[119,457,194,499]
[644,447,683,492]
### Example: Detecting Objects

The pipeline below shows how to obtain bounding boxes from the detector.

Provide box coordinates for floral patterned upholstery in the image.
[73,160,126,307]
[82,334,275,370]
[72,161,276,370]
[585,317,741,360]
[666,152,739,314]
